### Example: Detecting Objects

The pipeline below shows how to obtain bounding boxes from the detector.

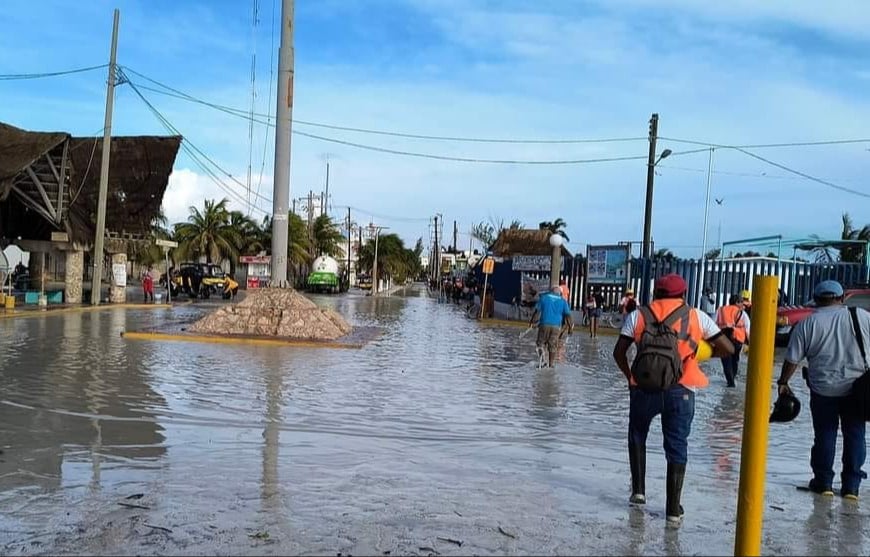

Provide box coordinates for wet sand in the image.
[1,286,868,555]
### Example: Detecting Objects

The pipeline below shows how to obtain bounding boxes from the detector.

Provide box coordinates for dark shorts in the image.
[536,325,561,352]
[590,308,602,318]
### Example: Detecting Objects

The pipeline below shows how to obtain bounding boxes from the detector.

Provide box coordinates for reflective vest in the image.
[716,305,747,343]
[632,298,708,389]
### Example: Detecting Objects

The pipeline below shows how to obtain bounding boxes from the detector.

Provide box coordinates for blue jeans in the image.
[810,391,867,493]
[629,385,695,464]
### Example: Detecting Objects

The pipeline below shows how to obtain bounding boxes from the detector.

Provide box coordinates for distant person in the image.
[776,280,870,499]
[529,286,574,368]
[741,289,752,316]
[586,293,600,338]
[700,288,716,318]
[612,274,734,525]
[559,278,570,303]
[142,265,155,303]
[593,289,605,313]
[620,288,637,315]
[716,294,750,387]
[222,276,239,300]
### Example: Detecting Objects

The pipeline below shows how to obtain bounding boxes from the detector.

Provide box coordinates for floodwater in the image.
[1,285,868,556]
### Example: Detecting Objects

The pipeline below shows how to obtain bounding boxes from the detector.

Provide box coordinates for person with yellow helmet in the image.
[741,289,752,316]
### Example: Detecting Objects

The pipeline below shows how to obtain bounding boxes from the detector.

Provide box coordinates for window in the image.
[846,294,870,310]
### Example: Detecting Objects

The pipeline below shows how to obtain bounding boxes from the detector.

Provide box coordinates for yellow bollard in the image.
[734,275,779,556]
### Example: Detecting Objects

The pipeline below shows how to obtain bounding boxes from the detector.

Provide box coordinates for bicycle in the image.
[466,302,482,319]
[601,311,624,329]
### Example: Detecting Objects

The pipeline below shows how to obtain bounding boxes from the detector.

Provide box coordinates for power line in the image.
[661,136,870,150]
[120,67,648,145]
[253,0,278,214]
[0,64,108,81]
[733,147,870,199]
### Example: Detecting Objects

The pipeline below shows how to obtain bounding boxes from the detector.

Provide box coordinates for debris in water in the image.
[418,547,439,555]
[248,531,270,540]
[770,505,785,512]
[125,493,145,500]
[453,510,462,517]
[497,526,517,539]
[436,537,463,546]
[144,524,172,533]
[118,502,150,510]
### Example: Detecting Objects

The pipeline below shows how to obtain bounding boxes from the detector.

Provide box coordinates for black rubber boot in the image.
[666,463,686,524]
[629,443,646,504]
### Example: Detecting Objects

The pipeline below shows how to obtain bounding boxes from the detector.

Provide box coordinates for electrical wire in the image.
[660,136,870,150]
[122,72,273,214]
[0,64,108,80]
[732,147,870,199]
[253,0,278,214]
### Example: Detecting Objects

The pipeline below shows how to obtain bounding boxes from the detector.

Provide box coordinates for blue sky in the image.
[2,0,869,257]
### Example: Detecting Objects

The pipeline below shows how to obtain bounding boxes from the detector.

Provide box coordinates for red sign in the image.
[240,255,270,264]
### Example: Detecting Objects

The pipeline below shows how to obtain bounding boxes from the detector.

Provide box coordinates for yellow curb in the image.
[477,318,621,336]
[0,302,185,320]
[121,330,364,349]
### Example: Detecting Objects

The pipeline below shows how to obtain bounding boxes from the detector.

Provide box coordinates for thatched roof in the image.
[0,121,181,243]
[67,135,182,242]
[490,228,573,257]
[0,122,67,183]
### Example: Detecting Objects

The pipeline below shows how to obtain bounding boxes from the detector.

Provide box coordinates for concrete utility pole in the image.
[346,207,351,287]
[91,9,120,306]
[453,220,458,253]
[434,215,440,279]
[324,159,329,216]
[370,225,388,295]
[641,113,659,261]
[269,0,294,287]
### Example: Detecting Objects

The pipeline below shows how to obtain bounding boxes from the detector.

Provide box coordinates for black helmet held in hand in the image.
[770,390,801,423]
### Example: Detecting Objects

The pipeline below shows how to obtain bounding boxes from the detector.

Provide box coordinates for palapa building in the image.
[0,121,181,303]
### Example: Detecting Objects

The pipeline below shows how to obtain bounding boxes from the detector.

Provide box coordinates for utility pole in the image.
[269,0,294,287]
[641,113,659,260]
[307,189,313,250]
[91,9,120,306]
[324,159,329,216]
[434,215,440,280]
[370,225,388,295]
[453,220,458,253]
[358,226,362,277]
[346,206,351,287]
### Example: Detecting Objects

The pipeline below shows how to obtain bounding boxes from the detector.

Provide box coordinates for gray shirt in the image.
[785,305,870,397]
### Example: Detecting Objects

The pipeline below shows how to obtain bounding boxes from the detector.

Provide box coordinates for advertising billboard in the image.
[586,245,629,285]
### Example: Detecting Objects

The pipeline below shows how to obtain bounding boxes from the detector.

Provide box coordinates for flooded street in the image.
[2,285,869,555]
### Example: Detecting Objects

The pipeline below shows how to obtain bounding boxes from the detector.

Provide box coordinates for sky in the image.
[1,0,869,258]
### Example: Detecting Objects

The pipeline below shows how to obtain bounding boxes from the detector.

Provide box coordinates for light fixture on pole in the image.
[697,148,715,308]
[549,233,564,289]
[641,146,672,260]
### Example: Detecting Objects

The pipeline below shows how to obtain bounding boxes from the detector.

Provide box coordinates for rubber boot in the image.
[629,443,646,504]
[666,463,686,525]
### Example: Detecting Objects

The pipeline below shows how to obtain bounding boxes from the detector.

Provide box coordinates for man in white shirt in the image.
[776,280,870,500]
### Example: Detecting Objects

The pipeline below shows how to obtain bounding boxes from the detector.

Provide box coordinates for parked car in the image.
[776,287,870,345]
[358,274,372,291]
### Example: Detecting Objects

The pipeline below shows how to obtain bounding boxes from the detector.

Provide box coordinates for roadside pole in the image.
[480,256,494,319]
[91,9,120,305]
[156,239,178,304]
[734,275,778,556]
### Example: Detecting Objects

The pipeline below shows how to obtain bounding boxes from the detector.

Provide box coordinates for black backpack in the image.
[631,304,693,392]
[847,307,870,422]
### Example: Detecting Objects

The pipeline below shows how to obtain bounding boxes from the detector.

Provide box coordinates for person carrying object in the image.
[529,285,574,368]
[613,274,734,525]
[776,280,870,500]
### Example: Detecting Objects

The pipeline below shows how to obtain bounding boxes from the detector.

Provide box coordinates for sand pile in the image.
[190,288,352,340]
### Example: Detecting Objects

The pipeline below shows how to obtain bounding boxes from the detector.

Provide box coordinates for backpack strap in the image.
[661,304,698,353]
[638,306,657,333]
[849,307,870,373]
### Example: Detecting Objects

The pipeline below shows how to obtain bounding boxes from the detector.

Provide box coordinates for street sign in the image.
[482,257,495,275]
[156,239,178,248]
[51,231,69,243]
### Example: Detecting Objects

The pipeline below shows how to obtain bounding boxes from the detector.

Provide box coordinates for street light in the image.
[549,233,564,289]
[370,224,388,295]
[641,147,673,260]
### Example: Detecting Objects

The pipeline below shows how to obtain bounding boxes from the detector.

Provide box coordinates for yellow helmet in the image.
[696,339,713,362]
[741,289,751,300]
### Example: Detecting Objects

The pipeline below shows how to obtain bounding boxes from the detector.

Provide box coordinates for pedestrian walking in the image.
[612,274,734,525]
[528,285,574,368]
[142,265,155,303]
[700,288,716,318]
[776,280,870,499]
[716,294,750,387]
[586,293,600,338]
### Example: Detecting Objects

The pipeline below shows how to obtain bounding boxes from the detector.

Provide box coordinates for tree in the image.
[131,209,172,267]
[538,218,569,242]
[357,233,421,284]
[287,212,312,269]
[704,248,721,260]
[654,248,676,261]
[173,198,240,264]
[470,218,524,249]
[311,214,345,258]
[839,212,870,263]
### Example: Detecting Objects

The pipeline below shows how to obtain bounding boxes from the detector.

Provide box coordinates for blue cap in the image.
[814,280,844,298]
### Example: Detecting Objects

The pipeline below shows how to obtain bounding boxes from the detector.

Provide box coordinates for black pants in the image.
[721,341,743,386]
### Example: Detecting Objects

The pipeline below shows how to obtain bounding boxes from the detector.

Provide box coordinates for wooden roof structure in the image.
[0,122,181,245]
[490,228,573,258]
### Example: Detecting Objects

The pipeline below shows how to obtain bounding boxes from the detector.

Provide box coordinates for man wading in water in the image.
[612,274,733,525]
[529,285,574,368]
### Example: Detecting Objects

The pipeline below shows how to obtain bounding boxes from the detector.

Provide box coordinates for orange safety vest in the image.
[632,298,709,389]
[716,305,747,343]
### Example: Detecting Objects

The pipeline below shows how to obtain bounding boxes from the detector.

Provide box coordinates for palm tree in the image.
[471,218,524,248]
[654,248,677,262]
[131,209,172,268]
[538,218,569,242]
[288,212,311,269]
[839,212,870,263]
[311,214,345,258]
[357,233,419,284]
[173,198,240,264]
